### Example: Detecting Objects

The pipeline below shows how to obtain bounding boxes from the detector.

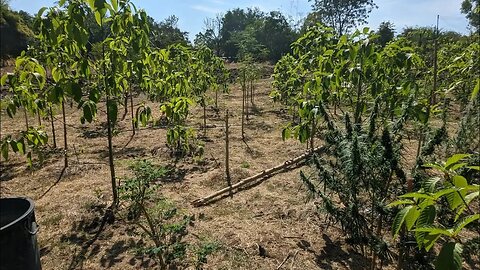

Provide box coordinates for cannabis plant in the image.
[301,105,406,269]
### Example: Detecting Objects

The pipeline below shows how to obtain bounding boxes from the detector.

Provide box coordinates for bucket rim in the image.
[0,197,35,231]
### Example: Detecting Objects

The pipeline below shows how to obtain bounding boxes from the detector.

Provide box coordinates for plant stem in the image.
[102,16,117,206]
[24,108,29,130]
[130,90,135,136]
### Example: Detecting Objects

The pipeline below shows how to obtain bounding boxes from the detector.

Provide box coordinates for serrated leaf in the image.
[453,214,479,236]
[435,242,463,270]
[414,227,452,237]
[423,163,445,172]
[423,233,442,251]
[445,154,470,170]
[433,188,457,200]
[400,192,434,200]
[415,205,436,248]
[422,177,441,193]
[471,77,479,101]
[466,165,480,171]
[392,206,412,237]
[387,200,414,207]
[405,206,420,230]
[445,191,463,211]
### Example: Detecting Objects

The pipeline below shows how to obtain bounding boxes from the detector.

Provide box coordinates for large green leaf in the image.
[471,77,479,101]
[422,177,441,193]
[400,192,434,200]
[435,242,463,270]
[405,206,420,230]
[387,200,414,207]
[445,154,470,170]
[415,205,436,248]
[392,206,412,237]
[423,233,442,251]
[454,191,479,221]
[1,141,9,160]
[453,214,480,236]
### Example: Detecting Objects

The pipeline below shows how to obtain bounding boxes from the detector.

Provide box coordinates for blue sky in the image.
[9,0,471,41]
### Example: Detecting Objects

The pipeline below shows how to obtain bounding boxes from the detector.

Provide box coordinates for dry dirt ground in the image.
[0,73,426,270]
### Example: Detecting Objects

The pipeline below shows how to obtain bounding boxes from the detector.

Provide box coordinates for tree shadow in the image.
[0,161,23,182]
[91,146,147,160]
[100,240,130,268]
[79,123,109,139]
[38,166,66,199]
[60,205,114,270]
[314,234,369,270]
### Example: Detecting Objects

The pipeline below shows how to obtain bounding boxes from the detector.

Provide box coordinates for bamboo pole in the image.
[192,146,325,207]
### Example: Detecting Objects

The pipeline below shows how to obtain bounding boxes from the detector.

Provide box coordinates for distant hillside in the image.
[0,3,34,61]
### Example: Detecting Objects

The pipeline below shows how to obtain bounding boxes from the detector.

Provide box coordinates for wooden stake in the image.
[225,110,232,195]
[50,106,56,148]
[62,100,68,168]
[192,146,325,207]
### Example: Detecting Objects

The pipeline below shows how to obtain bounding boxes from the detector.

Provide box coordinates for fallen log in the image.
[191,146,325,207]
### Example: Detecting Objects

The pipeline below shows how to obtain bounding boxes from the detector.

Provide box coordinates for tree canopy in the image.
[461,0,479,31]
[308,0,377,35]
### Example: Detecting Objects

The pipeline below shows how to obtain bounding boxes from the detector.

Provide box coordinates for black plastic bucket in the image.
[0,197,41,270]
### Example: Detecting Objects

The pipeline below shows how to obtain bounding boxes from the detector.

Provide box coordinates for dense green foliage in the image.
[390,155,479,270]
[196,8,298,62]
[272,22,479,269]
[0,0,227,203]
[461,0,479,31]
[308,0,378,35]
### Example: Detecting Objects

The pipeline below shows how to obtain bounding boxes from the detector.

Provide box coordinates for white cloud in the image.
[209,0,226,5]
[191,4,223,14]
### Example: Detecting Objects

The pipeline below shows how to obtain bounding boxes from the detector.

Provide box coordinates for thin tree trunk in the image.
[245,78,249,121]
[37,111,42,126]
[130,92,135,136]
[354,75,363,125]
[250,80,254,105]
[50,106,57,148]
[24,108,29,130]
[122,93,128,120]
[62,100,68,168]
[310,116,315,150]
[106,91,117,205]
[241,71,245,140]
[203,98,207,137]
[102,19,118,206]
